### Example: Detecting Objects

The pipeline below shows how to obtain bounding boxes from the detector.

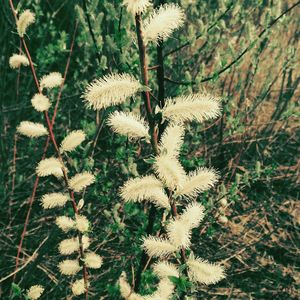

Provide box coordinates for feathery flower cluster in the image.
[107,111,150,140]
[83,73,142,110]
[41,193,69,209]
[153,261,179,278]
[162,94,221,123]
[31,94,51,112]
[71,279,88,296]
[68,172,95,192]
[75,214,90,233]
[36,157,64,177]
[26,285,44,300]
[85,252,103,269]
[187,256,226,285]
[58,236,90,255]
[154,154,185,190]
[119,273,144,300]
[9,54,29,69]
[17,10,35,37]
[142,236,176,257]
[123,0,151,15]
[55,216,75,232]
[120,175,169,208]
[17,121,48,138]
[158,124,184,158]
[143,4,185,44]
[60,130,86,153]
[177,167,219,199]
[59,259,81,276]
[40,72,63,90]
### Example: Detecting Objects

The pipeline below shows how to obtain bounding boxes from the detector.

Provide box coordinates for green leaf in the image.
[11,283,22,296]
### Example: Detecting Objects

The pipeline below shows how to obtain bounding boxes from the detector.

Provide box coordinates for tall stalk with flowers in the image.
[8,3,102,299]
[83,1,226,298]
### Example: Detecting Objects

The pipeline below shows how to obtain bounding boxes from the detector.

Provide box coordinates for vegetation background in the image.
[0,0,299,299]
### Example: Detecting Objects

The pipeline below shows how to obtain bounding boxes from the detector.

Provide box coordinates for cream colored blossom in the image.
[166,218,191,249]
[40,72,63,90]
[17,10,35,37]
[71,279,88,296]
[159,123,184,158]
[107,111,150,140]
[119,272,144,300]
[142,236,176,257]
[58,235,90,255]
[36,157,63,177]
[58,259,81,275]
[60,130,86,153]
[143,4,185,44]
[120,175,169,209]
[144,278,175,299]
[76,214,90,233]
[177,167,218,198]
[162,94,221,123]
[26,285,44,300]
[69,172,95,192]
[55,216,75,232]
[83,73,142,110]
[41,193,69,209]
[123,0,151,15]
[187,257,226,285]
[31,94,51,112]
[9,54,29,69]
[153,261,179,278]
[154,155,185,190]
[17,121,48,138]
[180,202,205,229]
[85,252,103,269]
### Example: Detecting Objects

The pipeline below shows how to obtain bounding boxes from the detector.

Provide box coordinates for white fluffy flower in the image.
[85,252,103,269]
[153,261,179,278]
[143,4,185,44]
[159,123,184,158]
[58,235,90,255]
[41,193,69,209]
[60,130,86,153]
[58,259,81,275]
[120,175,169,209]
[166,218,191,249]
[177,167,219,198]
[180,202,205,229]
[162,94,221,123]
[123,0,151,15]
[119,272,145,300]
[142,236,176,257]
[36,157,63,177]
[27,285,44,300]
[76,214,90,233]
[31,94,51,112]
[83,73,142,110]
[154,155,185,190]
[187,257,226,285]
[17,10,35,37]
[17,121,48,138]
[107,111,150,140]
[40,72,63,90]
[55,216,75,232]
[144,278,175,299]
[9,54,29,69]
[71,279,88,296]
[69,172,95,192]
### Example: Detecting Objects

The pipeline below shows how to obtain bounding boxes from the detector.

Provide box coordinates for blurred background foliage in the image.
[0,0,299,299]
